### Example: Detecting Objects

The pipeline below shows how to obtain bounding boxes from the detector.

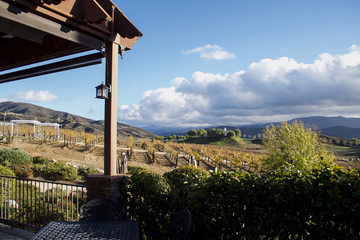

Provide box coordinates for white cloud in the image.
[184,44,235,60]
[120,44,360,127]
[8,91,58,102]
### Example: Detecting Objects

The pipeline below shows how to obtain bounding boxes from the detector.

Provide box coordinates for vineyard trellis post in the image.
[120,153,128,174]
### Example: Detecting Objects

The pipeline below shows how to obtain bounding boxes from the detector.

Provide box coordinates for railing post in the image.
[120,153,128,174]
[0,176,86,231]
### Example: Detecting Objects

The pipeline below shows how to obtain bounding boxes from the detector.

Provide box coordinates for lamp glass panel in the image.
[103,88,109,98]
[97,88,102,97]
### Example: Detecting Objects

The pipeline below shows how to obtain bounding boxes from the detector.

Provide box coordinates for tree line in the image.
[155,128,243,140]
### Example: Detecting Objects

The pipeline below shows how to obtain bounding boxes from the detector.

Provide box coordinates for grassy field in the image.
[328,145,360,159]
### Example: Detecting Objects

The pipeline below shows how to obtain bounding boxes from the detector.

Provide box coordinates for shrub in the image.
[122,169,171,233]
[0,166,15,197]
[0,165,15,177]
[10,164,33,178]
[163,166,209,207]
[262,120,335,172]
[32,164,43,177]
[37,162,78,181]
[127,166,147,174]
[124,166,360,240]
[77,166,99,177]
[0,148,31,166]
[32,156,48,165]
[14,184,81,224]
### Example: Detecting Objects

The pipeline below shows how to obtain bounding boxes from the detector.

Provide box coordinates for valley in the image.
[1,136,359,177]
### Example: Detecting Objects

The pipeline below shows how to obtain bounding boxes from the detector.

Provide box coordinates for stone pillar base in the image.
[85,174,130,202]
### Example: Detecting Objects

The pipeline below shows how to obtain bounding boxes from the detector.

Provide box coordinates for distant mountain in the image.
[0,101,156,138]
[292,116,360,129]
[162,116,360,140]
[233,116,360,140]
[320,126,360,140]
[143,125,192,136]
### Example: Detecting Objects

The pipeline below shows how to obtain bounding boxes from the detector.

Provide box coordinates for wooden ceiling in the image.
[0,0,142,73]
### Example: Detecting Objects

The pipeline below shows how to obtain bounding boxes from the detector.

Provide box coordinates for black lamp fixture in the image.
[95,82,110,99]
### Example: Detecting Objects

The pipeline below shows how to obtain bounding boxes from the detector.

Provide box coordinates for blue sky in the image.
[1,0,360,129]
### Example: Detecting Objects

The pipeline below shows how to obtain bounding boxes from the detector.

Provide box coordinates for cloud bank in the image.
[119,44,360,127]
[184,44,236,60]
[8,91,58,102]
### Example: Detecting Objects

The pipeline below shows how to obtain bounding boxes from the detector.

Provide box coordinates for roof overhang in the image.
[0,0,142,73]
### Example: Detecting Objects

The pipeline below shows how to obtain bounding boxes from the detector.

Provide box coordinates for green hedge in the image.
[121,166,360,239]
[122,167,171,232]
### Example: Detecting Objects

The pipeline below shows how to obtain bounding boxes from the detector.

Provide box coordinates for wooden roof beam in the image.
[0,0,104,50]
[0,52,104,83]
[81,0,111,24]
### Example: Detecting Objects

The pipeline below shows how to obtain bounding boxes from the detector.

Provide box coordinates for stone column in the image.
[85,174,130,202]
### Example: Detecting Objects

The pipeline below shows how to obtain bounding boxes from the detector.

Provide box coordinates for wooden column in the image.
[104,41,119,176]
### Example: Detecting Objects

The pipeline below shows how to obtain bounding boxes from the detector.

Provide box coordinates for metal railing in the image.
[0,175,86,231]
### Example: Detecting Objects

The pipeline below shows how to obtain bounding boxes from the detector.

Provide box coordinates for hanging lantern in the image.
[95,82,110,99]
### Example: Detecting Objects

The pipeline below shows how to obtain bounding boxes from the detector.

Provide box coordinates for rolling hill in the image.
[0,101,156,138]
[292,116,360,129]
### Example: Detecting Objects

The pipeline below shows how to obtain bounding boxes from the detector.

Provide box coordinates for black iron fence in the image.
[0,175,86,231]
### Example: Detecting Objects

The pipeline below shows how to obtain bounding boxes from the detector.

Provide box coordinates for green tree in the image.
[234,129,241,138]
[226,130,236,138]
[198,129,207,137]
[207,128,217,138]
[187,129,197,137]
[351,138,359,146]
[215,128,225,138]
[262,120,334,172]
[208,128,225,138]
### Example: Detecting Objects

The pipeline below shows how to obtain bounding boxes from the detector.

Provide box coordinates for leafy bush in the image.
[77,166,99,177]
[32,156,48,165]
[262,121,335,172]
[0,165,15,177]
[127,166,147,174]
[13,183,84,226]
[121,169,171,232]
[36,162,78,181]
[123,166,360,240]
[0,148,31,166]
[163,166,208,207]
[32,164,43,177]
[10,164,33,178]
[164,166,209,189]
[0,166,15,198]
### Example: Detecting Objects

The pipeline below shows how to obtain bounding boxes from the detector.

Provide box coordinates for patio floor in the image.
[0,223,35,240]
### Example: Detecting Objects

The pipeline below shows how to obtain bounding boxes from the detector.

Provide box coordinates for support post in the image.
[104,41,119,176]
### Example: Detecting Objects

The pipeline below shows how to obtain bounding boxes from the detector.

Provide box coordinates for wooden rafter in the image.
[0,0,142,177]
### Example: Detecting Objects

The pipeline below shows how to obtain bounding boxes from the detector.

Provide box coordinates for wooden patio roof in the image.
[0,0,142,73]
[0,0,142,176]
